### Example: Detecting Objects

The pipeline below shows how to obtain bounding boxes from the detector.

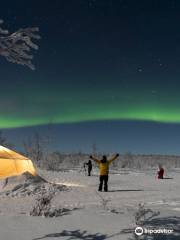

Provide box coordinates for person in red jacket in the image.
[157,164,164,179]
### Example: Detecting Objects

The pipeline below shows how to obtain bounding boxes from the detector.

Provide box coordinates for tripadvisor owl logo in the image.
[135,227,144,236]
[135,226,174,236]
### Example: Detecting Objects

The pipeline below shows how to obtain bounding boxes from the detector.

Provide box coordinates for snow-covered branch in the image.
[0,19,40,70]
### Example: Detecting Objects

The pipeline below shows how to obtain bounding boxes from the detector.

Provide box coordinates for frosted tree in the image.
[0,19,40,70]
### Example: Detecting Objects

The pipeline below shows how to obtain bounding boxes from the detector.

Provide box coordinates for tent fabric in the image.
[0,145,36,179]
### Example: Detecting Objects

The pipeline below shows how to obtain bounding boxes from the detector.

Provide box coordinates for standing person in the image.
[85,160,92,176]
[90,153,119,192]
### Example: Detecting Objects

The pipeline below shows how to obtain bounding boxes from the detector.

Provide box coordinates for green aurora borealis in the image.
[1,0,180,130]
[1,108,180,129]
[1,76,180,128]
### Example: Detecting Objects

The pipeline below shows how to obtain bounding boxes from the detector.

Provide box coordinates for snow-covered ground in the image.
[0,168,180,240]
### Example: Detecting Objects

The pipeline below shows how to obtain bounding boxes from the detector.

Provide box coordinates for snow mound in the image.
[0,172,68,197]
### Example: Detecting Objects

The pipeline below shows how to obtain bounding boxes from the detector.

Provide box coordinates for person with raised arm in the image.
[90,153,119,192]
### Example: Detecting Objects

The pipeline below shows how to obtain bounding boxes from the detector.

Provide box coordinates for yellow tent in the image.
[0,145,36,179]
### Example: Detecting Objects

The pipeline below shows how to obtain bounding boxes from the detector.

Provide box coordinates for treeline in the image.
[1,131,180,170]
[32,152,180,171]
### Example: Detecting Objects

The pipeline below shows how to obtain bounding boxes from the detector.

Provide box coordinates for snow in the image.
[0,168,180,239]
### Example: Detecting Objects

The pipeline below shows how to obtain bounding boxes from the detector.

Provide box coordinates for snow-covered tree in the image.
[0,19,40,70]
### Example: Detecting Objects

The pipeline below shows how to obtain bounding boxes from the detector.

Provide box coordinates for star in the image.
[137,68,143,72]
[157,58,163,67]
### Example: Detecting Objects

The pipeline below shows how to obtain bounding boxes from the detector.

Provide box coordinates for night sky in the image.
[1,0,180,154]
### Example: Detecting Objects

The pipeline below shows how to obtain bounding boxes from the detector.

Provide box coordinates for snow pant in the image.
[99,175,108,192]
[88,167,92,176]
